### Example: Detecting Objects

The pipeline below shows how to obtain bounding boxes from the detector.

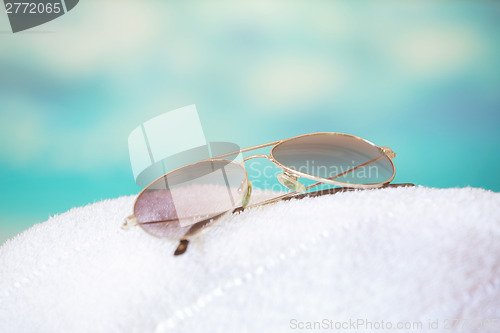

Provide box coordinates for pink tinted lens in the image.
[134,160,247,239]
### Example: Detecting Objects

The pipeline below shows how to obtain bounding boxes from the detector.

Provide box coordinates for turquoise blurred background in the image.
[1,0,499,244]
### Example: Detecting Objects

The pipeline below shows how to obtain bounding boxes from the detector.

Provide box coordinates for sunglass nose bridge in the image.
[277,172,306,193]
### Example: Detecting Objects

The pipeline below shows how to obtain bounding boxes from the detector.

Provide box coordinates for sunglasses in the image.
[123,132,414,255]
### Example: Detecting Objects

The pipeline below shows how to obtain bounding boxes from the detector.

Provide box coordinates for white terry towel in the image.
[0,186,499,333]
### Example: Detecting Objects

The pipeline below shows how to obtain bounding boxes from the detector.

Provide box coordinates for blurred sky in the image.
[0,0,499,244]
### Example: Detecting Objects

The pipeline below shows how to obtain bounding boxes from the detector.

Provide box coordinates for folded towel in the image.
[0,186,499,333]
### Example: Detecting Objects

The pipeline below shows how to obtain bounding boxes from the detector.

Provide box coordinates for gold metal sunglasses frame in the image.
[123,132,413,255]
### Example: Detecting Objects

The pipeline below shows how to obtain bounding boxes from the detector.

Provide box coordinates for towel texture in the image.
[0,186,499,333]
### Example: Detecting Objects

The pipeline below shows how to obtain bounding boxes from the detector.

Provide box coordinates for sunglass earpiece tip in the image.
[174,239,190,256]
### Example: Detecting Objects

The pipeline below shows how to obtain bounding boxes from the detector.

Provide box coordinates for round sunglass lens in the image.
[134,160,247,239]
[272,133,394,185]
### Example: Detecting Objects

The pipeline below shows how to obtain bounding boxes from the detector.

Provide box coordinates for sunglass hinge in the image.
[122,215,138,230]
[380,146,396,159]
